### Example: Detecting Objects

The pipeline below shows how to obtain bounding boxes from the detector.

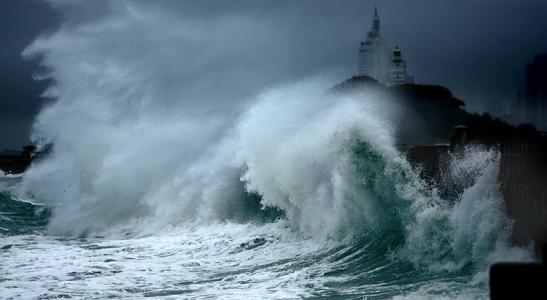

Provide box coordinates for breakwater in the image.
[499,141,547,251]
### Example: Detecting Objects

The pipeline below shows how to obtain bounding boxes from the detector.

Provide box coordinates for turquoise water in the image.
[0,192,49,236]
[0,140,523,299]
[0,190,482,299]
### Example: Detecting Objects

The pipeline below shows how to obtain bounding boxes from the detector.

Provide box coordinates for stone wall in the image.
[499,154,547,250]
[404,143,547,253]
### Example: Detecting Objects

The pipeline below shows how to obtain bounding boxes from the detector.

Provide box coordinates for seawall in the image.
[404,142,547,254]
[499,152,547,250]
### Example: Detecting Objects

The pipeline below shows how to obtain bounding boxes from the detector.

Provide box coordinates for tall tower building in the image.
[525,54,547,130]
[357,6,413,86]
[357,5,390,83]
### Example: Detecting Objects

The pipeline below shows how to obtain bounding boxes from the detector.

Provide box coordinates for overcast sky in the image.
[1,0,546,149]
[1,0,59,149]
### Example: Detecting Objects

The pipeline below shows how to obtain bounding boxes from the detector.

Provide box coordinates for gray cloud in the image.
[1,0,546,149]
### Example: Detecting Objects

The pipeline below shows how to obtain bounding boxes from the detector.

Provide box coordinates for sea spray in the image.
[232,82,531,275]
[19,0,325,235]
[19,74,531,268]
[233,81,401,240]
[6,80,533,298]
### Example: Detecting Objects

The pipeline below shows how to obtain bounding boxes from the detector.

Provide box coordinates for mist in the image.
[17,0,357,234]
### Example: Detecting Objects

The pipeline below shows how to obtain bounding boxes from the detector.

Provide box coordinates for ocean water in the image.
[0,141,531,299]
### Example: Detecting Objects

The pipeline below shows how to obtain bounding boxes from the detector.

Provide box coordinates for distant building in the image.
[512,54,547,129]
[357,6,390,83]
[357,6,413,86]
[389,46,413,85]
[525,54,547,130]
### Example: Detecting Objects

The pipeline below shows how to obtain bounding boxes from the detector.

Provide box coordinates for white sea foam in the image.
[0,222,331,299]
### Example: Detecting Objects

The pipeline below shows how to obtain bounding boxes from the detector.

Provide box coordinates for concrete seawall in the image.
[499,153,547,250]
[404,143,547,254]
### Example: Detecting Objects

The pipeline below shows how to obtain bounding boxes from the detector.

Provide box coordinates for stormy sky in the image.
[1,0,546,149]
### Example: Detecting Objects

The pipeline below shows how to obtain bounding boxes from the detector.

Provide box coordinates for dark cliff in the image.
[0,145,36,174]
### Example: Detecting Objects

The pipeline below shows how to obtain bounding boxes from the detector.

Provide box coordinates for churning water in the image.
[0,113,532,299]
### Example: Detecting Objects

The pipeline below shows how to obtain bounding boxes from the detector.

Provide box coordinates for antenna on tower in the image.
[370,3,380,38]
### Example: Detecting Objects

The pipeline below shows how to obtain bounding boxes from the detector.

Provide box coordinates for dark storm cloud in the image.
[378,0,547,111]
[0,0,59,149]
[1,0,547,149]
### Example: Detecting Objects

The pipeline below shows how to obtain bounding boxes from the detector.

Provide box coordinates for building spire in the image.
[369,4,380,39]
